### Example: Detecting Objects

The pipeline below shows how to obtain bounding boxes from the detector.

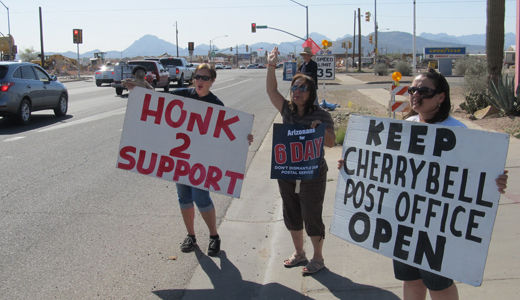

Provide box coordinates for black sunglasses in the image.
[407,86,437,97]
[194,74,212,81]
[291,85,309,92]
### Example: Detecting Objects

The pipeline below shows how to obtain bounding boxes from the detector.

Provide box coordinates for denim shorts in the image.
[393,260,454,291]
[176,183,214,212]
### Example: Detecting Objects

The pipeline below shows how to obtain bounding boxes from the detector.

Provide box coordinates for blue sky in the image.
[1,0,517,53]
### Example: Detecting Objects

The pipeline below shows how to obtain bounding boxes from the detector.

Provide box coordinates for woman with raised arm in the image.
[266,47,335,275]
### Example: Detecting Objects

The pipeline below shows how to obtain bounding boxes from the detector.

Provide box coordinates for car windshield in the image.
[0,65,8,79]
[159,58,182,67]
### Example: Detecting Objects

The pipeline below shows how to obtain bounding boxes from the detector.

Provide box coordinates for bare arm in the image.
[266,47,285,112]
[310,120,336,148]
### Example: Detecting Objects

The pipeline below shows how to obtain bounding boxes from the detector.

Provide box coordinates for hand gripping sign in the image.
[331,115,509,286]
[117,87,254,198]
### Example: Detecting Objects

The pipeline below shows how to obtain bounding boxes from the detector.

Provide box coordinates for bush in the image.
[461,57,489,114]
[460,91,490,114]
[374,63,388,76]
[395,61,411,76]
[335,127,346,145]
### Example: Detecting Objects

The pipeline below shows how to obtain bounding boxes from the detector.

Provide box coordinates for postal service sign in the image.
[330,115,509,286]
[117,87,254,198]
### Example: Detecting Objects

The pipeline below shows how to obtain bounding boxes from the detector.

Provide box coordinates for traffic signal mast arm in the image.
[251,23,305,41]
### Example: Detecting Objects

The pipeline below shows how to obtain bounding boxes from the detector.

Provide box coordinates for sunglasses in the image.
[194,74,212,81]
[407,86,437,97]
[291,85,309,92]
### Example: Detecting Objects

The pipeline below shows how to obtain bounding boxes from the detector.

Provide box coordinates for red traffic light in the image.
[251,23,256,33]
[73,28,83,44]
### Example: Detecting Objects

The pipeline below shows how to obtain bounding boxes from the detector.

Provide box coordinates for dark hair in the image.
[288,73,317,115]
[196,63,217,80]
[405,69,451,123]
[132,66,146,75]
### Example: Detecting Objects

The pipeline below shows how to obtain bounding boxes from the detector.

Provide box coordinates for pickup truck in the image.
[146,57,195,87]
[94,65,115,86]
[111,60,169,95]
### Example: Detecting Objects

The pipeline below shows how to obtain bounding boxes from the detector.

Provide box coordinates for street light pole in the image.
[289,0,308,40]
[209,35,228,62]
[0,0,10,35]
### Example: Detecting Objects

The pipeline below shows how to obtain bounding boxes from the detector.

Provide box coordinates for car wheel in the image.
[54,94,68,117]
[177,74,184,88]
[96,80,102,87]
[116,87,123,95]
[17,98,31,125]
[163,81,169,92]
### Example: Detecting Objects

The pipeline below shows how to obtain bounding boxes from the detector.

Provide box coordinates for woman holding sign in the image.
[266,47,335,275]
[338,69,508,299]
[171,63,253,257]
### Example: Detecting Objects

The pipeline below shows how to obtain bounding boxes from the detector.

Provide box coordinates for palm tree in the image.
[486,0,505,86]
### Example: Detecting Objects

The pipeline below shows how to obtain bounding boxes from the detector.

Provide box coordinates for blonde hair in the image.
[196,63,217,80]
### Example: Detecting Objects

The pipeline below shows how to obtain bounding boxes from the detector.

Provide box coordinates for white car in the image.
[215,64,224,69]
[94,65,115,86]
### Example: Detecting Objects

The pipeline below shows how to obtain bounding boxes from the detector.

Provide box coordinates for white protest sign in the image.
[331,115,509,286]
[117,87,254,198]
[316,55,335,80]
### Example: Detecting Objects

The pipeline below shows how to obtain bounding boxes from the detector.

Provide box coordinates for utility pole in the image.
[374,0,378,60]
[412,0,416,74]
[175,21,179,57]
[358,8,361,72]
[353,10,356,70]
[39,7,44,68]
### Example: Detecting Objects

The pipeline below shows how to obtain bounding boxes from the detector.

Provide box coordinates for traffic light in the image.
[369,35,373,44]
[342,41,346,48]
[188,42,194,51]
[73,29,83,44]
[348,41,352,49]
[365,12,371,22]
[230,47,233,51]
[246,45,249,52]
[251,23,256,33]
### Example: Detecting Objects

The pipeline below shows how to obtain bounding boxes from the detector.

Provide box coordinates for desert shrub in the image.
[395,61,411,76]
[454,56,485,76]
[374,63,388,76]
[335,127,346,145]
[460,91,490,114]
[461,57,489,114]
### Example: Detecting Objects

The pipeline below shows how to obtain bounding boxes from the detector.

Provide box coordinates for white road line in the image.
[3,136,26,142]
[37,108,126,133]
[212,79,252,92]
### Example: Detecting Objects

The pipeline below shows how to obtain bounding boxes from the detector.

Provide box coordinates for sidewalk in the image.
[179,75,520,299]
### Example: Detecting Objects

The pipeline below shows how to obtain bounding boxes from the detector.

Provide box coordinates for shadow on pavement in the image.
[310,268,401,300]
[0,114,73,134]
[153,249,312,300]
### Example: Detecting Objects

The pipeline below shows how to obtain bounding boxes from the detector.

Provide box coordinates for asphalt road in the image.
[0,69,285,299]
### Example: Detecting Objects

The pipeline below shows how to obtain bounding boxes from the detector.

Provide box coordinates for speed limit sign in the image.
[316,55,335,80]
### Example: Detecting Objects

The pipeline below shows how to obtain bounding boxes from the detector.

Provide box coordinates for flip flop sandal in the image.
[302,259,325,275]
[283,253,308,268]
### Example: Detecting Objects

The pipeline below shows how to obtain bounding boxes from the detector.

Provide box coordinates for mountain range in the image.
[56,31,516,60]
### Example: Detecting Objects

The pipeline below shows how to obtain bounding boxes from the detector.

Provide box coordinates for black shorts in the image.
[393,260,454,291]
[277,168,327,237]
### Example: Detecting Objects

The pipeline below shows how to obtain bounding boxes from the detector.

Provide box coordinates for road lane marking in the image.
[3,136,26,142]
[37,108,125,133]
[212,79,252,92]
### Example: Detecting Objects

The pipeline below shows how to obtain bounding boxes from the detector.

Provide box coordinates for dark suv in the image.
[0,62,68,125]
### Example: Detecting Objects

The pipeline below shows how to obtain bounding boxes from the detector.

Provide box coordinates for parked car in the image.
[246,64,258,69]
[239,64,246,69]
[215,64,224,69]
[94,65,115,86]
[224,65,232,69]
[0,62,68,125]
